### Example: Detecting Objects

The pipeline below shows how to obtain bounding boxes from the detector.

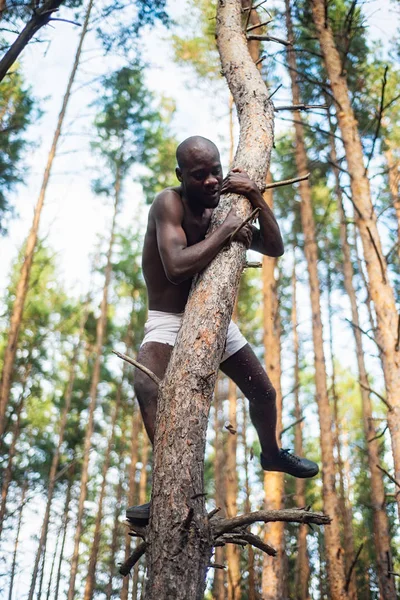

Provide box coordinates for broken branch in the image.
[280,416,305,438]
[112,350,160,386]
[264,172,310,189]
[274,103,328,112]
[119,541,146,576]
[247,33,292,46]
[377,465,400,489]
[247,19,272,31]
[213,508,331,536]
[345,543,363,592]
[229,207,260,243]
[358,381,393,412]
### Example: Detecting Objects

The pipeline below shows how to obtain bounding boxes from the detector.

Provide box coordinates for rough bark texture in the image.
[67,182,119,600]
[213,379,227,600]
[144,1,274,597]
[261,185,285,600]
[133,425,151,597]
[241,398,256,600]
[285,2,348,596]
[332,147,397,598]
[384,146,400,262]
[292,264,310,600]
[311,0,400,520]
[0,0,93,436]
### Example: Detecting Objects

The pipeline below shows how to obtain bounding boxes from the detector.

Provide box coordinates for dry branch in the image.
[264,173,310,189]
[213,508,331,536]
[229,207,260,243]
[247,33,291,46]
[112,350,160,386]
[377,465,400,489]
[274,103,328,112]
[119,541,146,577]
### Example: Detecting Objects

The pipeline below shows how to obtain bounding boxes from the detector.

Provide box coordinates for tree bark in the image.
[67,174,120,600]
[0,0,93,436]
[384,146,400,263]
[132,425,151,598]
[241,398,256,600]
[311,0,400,521]
[331,137,397,599]
[213,378,227,600]
[83,381,122,600]
[28,309,88,600]
[291,263,310,600]
[285,2,348,597]
[7,481,27,600]
[53,474,73,600]
[261,183,285,600]
[144,1,274,597]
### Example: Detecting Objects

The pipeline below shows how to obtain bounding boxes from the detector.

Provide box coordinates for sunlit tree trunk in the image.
[54,474,73,600]
[7,481,27,600]
[105,467,124,600]
[132,425,151,598]
[261,183,285,599]
[241,398,256,600]
[291,263,310,600]
[312,0,400,521]
[0,0,93,436]
[67,174,120,600]
[384,146,400,262]
[284,2,347,596]
[213,378,227,600]
[28,308,88,600]
[84,382,122,600]
[330,139,397,598]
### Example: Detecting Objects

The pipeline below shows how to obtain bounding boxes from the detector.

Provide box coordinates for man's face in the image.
[177,146,223,209]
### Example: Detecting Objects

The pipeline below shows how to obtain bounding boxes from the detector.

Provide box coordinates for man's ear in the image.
[175,167,182,182]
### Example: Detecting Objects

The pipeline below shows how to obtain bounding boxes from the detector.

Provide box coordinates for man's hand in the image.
[221,167,258,201]
[222,207,253,248]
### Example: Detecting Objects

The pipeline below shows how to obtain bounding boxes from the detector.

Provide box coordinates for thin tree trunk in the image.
[28,308,88,600]
[384,146,400,262]
[54,474,73,600]
[291,263,310,600]
[144,1,275,595]
[326,268,357,600]
[213,378,226,600]
[311,0,400,521]
[36,536,47,600]
[105,444,125,600]
[83,382,122,600]
[132,426,151,598]
[67,174,120,600]
[0,0,93,436]
[261,183,285,600]
[241,398,256,600]
[45,518,62,600]
[121,406,141,600]
[331,139,397,598]
[285,3,348,597]
[7,481,27,600]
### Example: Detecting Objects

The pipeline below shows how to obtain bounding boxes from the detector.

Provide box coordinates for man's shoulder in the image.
[152,187,183,219]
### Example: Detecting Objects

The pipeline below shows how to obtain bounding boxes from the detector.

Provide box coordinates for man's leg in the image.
[220,343,318,478]
[133,341,173,443]
[220,343,280,460]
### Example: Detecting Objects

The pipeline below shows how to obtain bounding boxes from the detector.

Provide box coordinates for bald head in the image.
[176,136,220,169]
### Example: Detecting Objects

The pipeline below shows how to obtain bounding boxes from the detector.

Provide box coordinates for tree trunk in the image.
[53,474,73,600]
[241,398,256,600]
[132,426,151,598]
[28,309,88,600]
[213,378,227,600]
[67,175,120,600]
[83,382,122,600]
[285,3,348,597]
[331,138,397,599]
[0,0,93,436]
[311,0,400,521]
[384,146,400,262]
[7,481,27,600]
[261,183,285,600]
[144,1,274,597]
[291,263,310,600]
[105,443,125,600]
[37,534,48,600]
[45,518,62,600]
[121,406,141,600]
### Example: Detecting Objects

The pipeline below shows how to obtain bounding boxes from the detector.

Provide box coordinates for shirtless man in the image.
[127,136,318,524]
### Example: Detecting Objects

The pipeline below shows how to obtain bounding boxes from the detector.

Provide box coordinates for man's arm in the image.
[221,169,284,257]
[154,190,245,285]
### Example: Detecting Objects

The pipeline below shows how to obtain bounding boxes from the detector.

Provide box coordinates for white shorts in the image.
[141,310,248,362]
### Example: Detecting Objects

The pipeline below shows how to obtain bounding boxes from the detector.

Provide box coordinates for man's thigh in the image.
[136,341,173,382]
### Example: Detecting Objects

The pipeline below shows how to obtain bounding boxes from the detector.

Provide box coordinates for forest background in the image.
[1,0,400,598]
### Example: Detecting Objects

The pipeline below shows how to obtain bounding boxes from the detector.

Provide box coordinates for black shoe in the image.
[126,502,151,525]
[261,449,319,479]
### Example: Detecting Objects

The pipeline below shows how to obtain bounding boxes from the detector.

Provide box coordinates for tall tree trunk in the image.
[45,518,62,600]
[121,406,141,600]
[326,268,357,600]
[83,383,122,600]
[213,378,227,600]
[311,0,400,520]
[261,184,285,600]
[28,309,88,600]
[291,263,310,600]
[0,0,93,436]
[241,398,256,600]
[7,481,27,600]
[37,535,48,600]
[144,1,275,596]
[105,443,125,600]
[285,2,348,597]
[132,426,151,598]
[331,139,397,598]
[0,362,31,541]
[384,146,400,262]
[54,474,73,600]
[67,175,120,600]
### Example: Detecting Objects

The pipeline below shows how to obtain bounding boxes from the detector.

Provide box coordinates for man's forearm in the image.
[247,188,284,257]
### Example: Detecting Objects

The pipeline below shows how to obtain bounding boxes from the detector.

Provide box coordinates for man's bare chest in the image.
[182,212,212,246]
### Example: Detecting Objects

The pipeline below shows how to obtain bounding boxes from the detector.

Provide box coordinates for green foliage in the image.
[0,65,37,232]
